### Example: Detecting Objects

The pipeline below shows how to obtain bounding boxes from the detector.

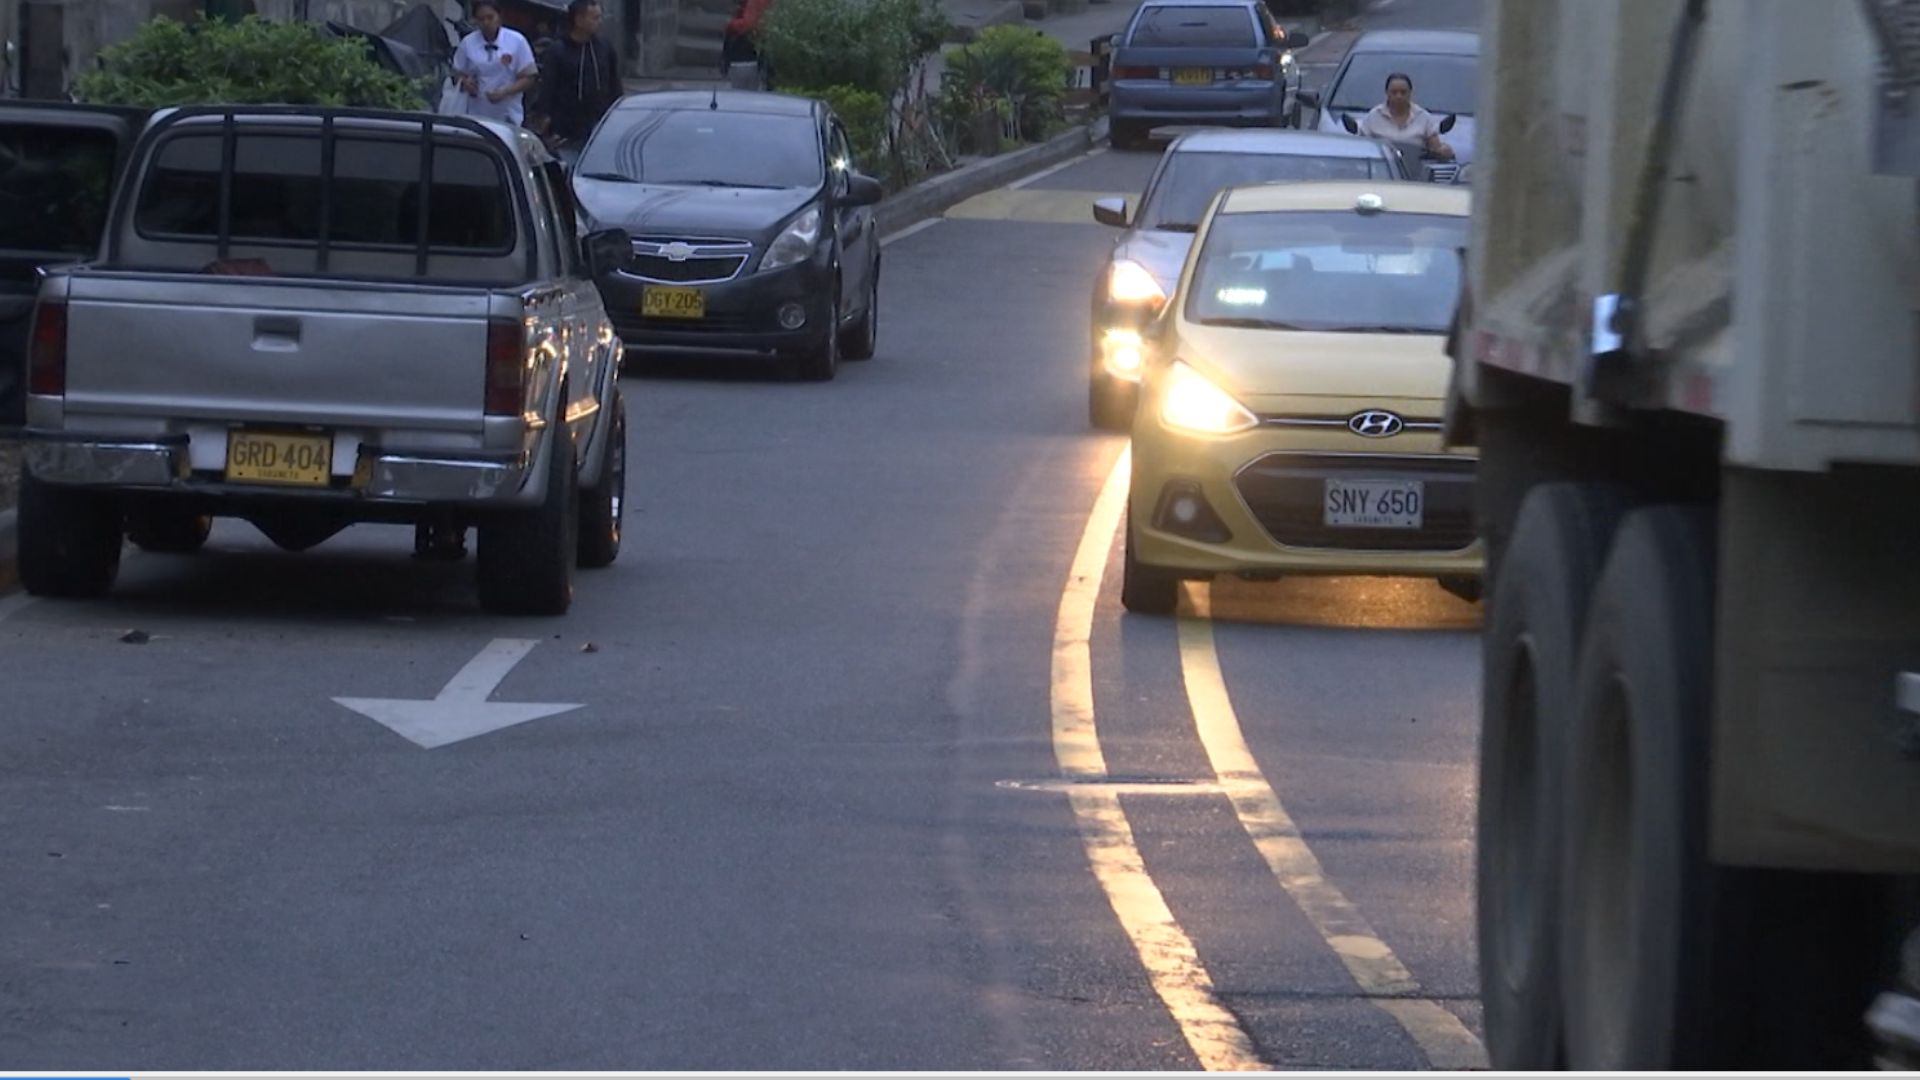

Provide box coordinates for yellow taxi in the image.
[1122,181,1482,614]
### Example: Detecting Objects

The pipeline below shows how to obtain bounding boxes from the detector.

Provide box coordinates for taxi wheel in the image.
[477,433,577,616]
[577,391,625,569]
[17,471,122,598]
[1120,512,1180,615]
[127,507,212,554]
[1089,373,1134,431]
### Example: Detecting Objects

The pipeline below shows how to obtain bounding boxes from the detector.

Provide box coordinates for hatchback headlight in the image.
[762,207,822,271]
[1108,259,1167,305]
[1160,360,1257,435]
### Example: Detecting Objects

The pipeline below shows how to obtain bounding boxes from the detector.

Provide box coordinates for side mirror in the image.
[1092,197,1129,228]
[1438,113,1458,134]
[1295,88,1320,109]
[582,228,631,276]
[842,172,885,207]
[1340,112,1360,134]
[1286,30,1309,48]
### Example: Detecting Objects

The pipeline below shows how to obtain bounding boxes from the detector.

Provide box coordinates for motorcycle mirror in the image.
[1438,113,1457,134]
[1340,112,1359,135]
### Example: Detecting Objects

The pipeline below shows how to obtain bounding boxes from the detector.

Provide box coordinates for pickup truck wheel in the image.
[1120,511,1180,615]
[127,508,212,554]
[577,391,626,569]
[477,434,577,616]
[1477,483,1627,1069]
[840,270,879,361]
[18,472,123,598]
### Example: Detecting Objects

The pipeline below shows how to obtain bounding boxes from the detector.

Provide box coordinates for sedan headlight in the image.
[762,207,822,271]
[1108,259,1167,305]
[1160,360,1258,435]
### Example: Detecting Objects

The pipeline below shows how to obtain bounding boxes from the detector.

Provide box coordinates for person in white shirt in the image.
[452,0,539,126]
[1357,72,1454,162]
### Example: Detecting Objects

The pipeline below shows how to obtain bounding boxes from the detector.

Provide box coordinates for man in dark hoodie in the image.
[540,0,623,148]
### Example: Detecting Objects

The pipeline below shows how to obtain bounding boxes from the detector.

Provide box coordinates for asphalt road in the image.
[0,2,1486,1070]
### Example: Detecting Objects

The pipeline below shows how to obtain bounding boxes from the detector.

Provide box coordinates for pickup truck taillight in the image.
[485,317,527,417]
[1113,65,1159,80]
[28,298,67,397]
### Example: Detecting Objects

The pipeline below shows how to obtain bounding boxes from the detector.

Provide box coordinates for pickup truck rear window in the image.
[134,131,514,253]
[0,124,118,256]
[1127,5,1257,47]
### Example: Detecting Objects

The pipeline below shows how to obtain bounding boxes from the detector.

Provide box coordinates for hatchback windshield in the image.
[1127,5,1256,47]
[1186,210,1464,333]
[1140,152,1394,231]
[576,108,823,189]
[1330,53,1478,116]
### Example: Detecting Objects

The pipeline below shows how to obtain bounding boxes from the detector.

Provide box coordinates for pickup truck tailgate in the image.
[60,273,497,432]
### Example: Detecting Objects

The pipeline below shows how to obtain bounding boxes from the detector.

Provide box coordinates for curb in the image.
[875,116,1105,237]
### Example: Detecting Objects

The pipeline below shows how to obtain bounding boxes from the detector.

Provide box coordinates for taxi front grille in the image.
[1233,452,1477,552]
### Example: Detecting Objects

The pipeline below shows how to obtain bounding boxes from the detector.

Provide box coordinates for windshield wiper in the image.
[1199,317,1314,330]
[575,171,639,183]
[1320,325,1436,335]
[682,179,789,190]
[1150,222,1200,233]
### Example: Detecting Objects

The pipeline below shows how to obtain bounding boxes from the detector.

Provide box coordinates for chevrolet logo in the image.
[660,242,696,262]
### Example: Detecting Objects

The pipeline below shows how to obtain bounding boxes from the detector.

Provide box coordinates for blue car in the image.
[1106,0,1311,151]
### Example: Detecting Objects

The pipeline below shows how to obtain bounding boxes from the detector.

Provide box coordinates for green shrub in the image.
[759,0,946,97]
[784,84,888,170]
[939,25,1070,143]
[74,16,426,110]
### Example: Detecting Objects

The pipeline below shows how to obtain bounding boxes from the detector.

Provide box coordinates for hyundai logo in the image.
[660,242,696,262]
[1347,410,1405,438]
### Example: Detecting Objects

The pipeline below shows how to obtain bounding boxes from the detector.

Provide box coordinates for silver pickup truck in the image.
[13,106,634,615]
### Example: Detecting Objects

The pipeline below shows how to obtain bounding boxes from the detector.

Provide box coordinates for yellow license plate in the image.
[226,429,333,487]
[643,286,705,319]
[1173,67,1213,86]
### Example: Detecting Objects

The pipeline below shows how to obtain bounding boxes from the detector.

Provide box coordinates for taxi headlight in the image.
[1160,360,1257,435]
[1108,259,1167,305]
[1102,328,1146,380]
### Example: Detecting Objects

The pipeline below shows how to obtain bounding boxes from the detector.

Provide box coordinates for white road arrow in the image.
[334,638,581,749]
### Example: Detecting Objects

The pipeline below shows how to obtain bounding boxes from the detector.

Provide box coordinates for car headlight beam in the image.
[1108,259,1167,305]
[762,207,822,271]
[1160,360,1258,435]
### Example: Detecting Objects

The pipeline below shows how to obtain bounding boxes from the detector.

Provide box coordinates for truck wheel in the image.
[1560,504,1739,1068]
[1477,483,1627,1069]
[577,391,626,569]
[127,507,212,554]
[18,472,122,598]
[1120,511,1180,615]
[477,434,578,616]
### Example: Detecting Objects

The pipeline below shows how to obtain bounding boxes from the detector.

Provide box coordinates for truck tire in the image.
[477,434,577,616]
[18,472,123,598]
[1120,511,1180,615]
[1476,482,1627,1069]
[127,507,212,554]
[577,391,625,569]
[1560,504,1741,1069]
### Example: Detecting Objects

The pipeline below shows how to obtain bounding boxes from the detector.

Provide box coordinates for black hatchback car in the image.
[570,90,885,381]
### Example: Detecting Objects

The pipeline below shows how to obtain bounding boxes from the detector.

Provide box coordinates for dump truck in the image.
[1445,0,1920,1069]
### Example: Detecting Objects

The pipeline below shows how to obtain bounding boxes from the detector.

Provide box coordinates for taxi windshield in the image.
[1185,210,1464,333]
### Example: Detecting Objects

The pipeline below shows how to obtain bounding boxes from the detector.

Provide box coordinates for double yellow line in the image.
[1050,446,1486,1070]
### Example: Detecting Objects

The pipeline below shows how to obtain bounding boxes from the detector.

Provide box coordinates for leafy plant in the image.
[784,84,888,171]
[758,0,946,98]
[939,25,1070,144]
[74,16,427,110]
